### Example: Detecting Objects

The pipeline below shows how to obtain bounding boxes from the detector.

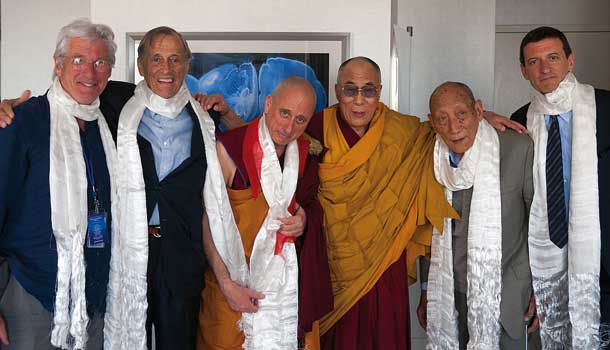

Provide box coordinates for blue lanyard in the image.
[81,133,102,213]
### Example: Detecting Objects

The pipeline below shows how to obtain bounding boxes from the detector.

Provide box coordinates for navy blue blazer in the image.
[99,81,217,297]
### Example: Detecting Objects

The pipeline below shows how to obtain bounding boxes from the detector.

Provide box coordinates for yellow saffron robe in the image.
[317,103,456,335]
[197,186,268,349]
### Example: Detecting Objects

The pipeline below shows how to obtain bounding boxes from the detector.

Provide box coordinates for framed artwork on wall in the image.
[127,32,350,123]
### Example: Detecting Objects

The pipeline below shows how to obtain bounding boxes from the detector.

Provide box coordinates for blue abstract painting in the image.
[185,53,329,124]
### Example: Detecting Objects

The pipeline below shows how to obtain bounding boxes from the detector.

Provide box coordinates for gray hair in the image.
[137,26,192,62]
[54,19,117,69]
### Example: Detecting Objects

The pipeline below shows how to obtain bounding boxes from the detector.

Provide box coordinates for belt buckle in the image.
[149,226,162,238]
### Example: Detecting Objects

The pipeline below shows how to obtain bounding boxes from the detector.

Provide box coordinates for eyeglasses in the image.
[67,56,112,72]
[340,84,379,99]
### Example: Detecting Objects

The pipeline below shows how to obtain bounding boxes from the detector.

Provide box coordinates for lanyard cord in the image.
[80,131,102,213]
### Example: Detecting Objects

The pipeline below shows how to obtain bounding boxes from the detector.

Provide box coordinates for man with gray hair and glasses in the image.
[0,19,117,349]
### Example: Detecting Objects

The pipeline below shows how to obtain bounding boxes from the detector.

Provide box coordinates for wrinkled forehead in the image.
[144,33,187,56]
[430,86,475,112]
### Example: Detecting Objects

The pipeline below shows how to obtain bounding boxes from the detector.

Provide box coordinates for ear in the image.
[427,113,437,130]
[474,99,484,121]
[567,52,575,72]
[263,94,273,115]
[54,57,63,78]
[137,58,145,77]
[334,83,341,101]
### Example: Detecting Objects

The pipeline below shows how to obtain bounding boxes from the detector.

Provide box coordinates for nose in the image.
[447,115,461,133]
[540,59,551,73]
[354,91,365,105]
[283,120,294,135]
[160,59,172,72]
[80,61,96,76]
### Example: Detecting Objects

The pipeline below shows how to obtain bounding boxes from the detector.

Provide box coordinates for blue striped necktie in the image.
[547,114,568,248]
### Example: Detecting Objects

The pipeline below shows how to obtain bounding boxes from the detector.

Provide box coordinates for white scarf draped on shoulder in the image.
[104,81,218,349]
[526,72,600,349]
[426,119,503,350]
[47,77,119,350]
[204,114,300,350]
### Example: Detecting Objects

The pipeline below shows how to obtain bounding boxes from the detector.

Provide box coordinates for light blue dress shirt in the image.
[448,150,462,167]
[545,111,572,217]
[137,107,193,225]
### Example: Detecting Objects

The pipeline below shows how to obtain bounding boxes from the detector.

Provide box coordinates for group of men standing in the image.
[0,18,608,350]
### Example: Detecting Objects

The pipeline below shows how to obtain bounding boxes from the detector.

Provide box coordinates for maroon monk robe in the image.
[216,125,333,340]
[307,110,412,350]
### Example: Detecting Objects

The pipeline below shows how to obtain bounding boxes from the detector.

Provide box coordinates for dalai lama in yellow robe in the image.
[306,57,454,350]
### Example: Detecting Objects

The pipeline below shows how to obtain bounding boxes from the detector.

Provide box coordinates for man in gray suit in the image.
[416,81,540,349]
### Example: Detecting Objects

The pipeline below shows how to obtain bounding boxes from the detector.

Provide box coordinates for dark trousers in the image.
[454,291,540,349]
[146,236,201,350]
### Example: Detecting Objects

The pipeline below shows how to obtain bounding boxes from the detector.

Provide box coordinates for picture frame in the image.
[126,32,350,123]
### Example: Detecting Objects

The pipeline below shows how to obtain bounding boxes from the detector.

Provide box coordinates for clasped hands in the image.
[219,204,306,314]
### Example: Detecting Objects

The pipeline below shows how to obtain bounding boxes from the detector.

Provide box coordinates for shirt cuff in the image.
[420,282,428,291]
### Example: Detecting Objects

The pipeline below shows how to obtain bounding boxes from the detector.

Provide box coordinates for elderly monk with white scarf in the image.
[510,26,610,349]
[418,82,541,349]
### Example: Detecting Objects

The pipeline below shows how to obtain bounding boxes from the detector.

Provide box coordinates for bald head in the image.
[429,81,476,113]
[337,56,381,85]
[271,76,317,104]
[428,81,483,156]
[264,77,317,154]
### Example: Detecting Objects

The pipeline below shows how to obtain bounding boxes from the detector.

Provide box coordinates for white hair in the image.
[53,19,116,72]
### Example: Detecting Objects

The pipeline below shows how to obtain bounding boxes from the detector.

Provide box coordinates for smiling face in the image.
[334,59,381,137]
[520,37,574,94]
[263,81,316,155]
[428,83,483,156]
[137,33,190,99]
[54,37,111,105]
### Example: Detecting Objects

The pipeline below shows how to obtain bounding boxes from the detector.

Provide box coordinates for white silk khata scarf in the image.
[426,119,502,349]
[105,81,217,349]
[205,114,300,350]
[47,77,119,349]
[526,72,600,349]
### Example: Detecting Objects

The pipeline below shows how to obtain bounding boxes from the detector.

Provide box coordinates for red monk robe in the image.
[307,110,411,350]
[196,124,333,349]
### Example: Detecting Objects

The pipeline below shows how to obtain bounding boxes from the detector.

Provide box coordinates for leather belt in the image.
[148,226,161,238]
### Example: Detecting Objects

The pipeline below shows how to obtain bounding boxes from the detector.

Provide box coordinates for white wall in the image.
[497,0,610,26]
[1,0,90,97]
[90,0,392,102]
[396,0,496,120]
[493,0,610,116]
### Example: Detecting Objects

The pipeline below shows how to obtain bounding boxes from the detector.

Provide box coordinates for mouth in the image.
[450,136,467,145]
[351,111,367,118]
[157,77,175,84]
[77,81,97,88]
[539,75,556,82]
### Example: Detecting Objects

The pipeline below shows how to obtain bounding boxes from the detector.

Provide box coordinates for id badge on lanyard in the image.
[83,139,107,249]
[87,199,106,249]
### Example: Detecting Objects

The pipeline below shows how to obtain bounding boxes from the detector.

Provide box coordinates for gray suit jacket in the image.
[421,129,534,340]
